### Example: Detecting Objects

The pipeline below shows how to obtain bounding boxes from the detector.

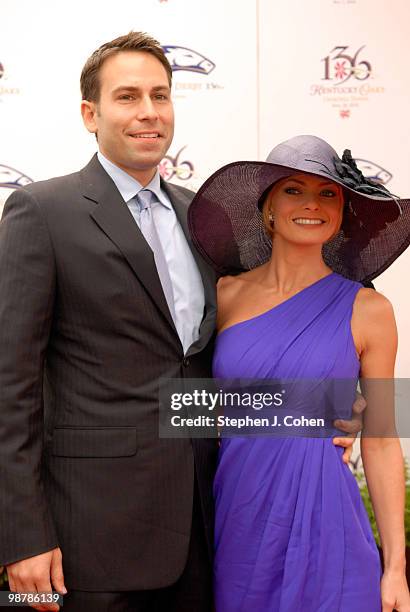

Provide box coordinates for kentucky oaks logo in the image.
[162,45,223,97]
[0,62,21,99]
[355,159,392,185]
[0,164,33,214]
[310,45,385,117]
[159,146,195,182]
[162,46,215,75]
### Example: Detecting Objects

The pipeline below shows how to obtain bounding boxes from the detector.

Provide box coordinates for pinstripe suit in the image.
[0,155,218,592]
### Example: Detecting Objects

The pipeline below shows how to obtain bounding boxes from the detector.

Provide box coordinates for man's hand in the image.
[6,548,66,612]
[332,392,366,464]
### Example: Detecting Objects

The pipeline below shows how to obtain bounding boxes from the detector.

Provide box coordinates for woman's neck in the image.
[259,240,332,294]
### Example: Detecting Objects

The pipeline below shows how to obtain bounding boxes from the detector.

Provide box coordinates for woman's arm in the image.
[353,288,410,611]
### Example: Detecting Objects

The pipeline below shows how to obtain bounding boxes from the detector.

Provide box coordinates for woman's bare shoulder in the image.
[353,287,394,321]
[217,274,239,293]
[217,269,256,295]
[218,264,266,289]
[352,287,397,355]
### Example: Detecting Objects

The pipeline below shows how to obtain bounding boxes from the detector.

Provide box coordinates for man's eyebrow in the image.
[152,85,171,92]
[112,85,171,94]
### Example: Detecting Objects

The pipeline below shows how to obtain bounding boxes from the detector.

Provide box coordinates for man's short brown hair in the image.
[80,31,173,102]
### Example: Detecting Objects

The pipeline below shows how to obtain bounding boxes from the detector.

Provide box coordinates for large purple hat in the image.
[188,135,410,283]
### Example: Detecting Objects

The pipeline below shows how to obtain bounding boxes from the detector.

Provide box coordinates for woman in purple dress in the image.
[189,136,410,611]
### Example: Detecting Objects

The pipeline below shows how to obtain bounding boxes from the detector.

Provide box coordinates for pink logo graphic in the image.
[334,61,348,80]
[340,109,350,118]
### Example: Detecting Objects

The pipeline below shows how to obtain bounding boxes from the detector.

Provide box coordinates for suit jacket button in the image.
[183,358,190,367]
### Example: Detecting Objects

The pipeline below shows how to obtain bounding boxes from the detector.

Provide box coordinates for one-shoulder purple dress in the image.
[213,273,381,611]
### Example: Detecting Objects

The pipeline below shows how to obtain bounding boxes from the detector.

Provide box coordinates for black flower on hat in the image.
[333,150,392,197]
[307,150,395,200]
[330,150,401,250]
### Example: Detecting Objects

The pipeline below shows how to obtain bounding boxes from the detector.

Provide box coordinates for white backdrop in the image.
[1,0,409,444]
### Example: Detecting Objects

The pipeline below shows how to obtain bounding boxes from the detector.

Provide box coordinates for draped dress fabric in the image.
[213,273,382,612]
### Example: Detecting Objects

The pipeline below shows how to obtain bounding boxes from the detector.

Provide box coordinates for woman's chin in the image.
[277,232,334,248]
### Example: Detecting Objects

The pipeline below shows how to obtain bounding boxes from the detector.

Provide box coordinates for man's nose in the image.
[136,96,159,121]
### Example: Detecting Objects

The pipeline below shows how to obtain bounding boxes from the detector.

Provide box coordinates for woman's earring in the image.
[269,212,274,225]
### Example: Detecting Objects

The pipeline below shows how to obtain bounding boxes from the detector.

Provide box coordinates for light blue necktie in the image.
[135,189,176,323]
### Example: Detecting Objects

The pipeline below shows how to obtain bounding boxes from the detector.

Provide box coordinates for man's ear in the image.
[81,100,98,134]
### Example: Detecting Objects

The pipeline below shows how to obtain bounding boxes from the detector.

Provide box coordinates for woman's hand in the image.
[381,569,410,611]
[333,391,366,463]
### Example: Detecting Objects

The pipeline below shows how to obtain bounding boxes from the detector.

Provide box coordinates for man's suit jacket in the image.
[0,155,218,590]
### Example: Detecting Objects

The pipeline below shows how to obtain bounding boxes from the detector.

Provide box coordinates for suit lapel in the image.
[162,180,217,356]
[81,155,177,333]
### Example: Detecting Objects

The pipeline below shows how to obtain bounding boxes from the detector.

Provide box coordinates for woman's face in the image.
[266,173,344,246]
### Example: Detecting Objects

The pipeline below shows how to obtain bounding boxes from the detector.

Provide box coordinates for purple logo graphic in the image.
[159,146,194,181]
[355,159,392,185]
[321,46,372,85]
[162,46,215,75]
[0,164,33,189]
[0,165,33,213]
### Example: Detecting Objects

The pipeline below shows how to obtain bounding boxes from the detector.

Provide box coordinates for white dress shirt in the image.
[97,152,205,354]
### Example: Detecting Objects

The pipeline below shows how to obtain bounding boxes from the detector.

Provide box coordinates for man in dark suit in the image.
[0,30,363,612]
[0,32,217,612]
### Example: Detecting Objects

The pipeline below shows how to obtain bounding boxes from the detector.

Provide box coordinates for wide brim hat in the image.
[188,135,410,283]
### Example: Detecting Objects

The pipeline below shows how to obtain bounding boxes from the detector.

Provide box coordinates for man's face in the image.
[81,51,174,185]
